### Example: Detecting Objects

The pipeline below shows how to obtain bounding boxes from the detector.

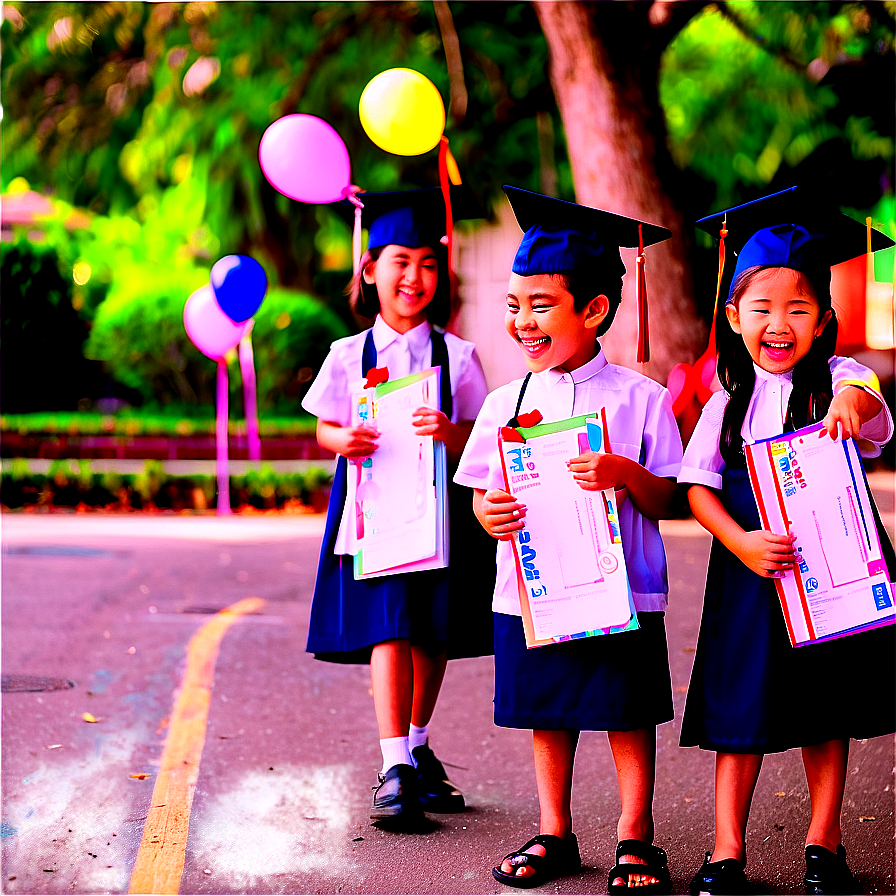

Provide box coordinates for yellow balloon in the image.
[359,68,446,156]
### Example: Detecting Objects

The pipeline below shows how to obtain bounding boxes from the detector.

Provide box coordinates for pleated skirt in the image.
[680,467,896,753]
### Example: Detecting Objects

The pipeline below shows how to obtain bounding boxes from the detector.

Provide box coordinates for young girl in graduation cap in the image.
[455,186,683,892]
[302,186,493,829]
[678,186,895,895]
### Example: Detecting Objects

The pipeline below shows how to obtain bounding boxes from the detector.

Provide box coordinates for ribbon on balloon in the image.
[359,68,462,283]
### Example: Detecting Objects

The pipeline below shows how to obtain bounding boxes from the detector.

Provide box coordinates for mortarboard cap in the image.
[504,185,671,278]
[336,185,482,251]
[695,185,895,297]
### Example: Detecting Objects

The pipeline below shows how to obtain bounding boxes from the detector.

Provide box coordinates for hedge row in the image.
[1,412,317,438]
[1,459,332,513]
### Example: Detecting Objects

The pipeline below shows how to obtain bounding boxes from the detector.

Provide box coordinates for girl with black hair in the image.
[302,189,491,829]
[678,191,894,896]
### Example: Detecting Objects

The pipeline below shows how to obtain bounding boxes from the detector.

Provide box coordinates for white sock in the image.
[380,736,413,773]
[408,724,429,756]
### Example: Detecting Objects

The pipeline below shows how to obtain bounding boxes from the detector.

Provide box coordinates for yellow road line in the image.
[128,597,265,894]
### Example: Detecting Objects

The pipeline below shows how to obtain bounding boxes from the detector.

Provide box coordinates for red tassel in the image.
[636,224,649,363]
[438,136,455,288]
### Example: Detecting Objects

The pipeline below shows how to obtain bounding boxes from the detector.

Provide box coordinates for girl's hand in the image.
[412,407,473,464]
[821,387,882,440]
[316,419,379,458]
[735,530,799,578]
[567,451,627,492]
[336,424,380,458]
[412,406,454,442]
[474,488,526,541]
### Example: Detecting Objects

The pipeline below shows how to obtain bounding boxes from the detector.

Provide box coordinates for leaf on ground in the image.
[82,712,99,723]
[129,773,151,780]
[775,791,786,797]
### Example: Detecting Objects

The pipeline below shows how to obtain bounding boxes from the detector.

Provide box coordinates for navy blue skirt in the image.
[494,611,673,731]
[306,457,494,664]
[680,467,896,754]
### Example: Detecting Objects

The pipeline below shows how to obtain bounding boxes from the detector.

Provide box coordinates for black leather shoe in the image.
[689,852,747,895]
[412,743,466,812]
[370,763,423,829]
[805,844,856,895]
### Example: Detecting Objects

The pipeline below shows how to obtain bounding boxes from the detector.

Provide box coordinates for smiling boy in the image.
[454,186,683,891]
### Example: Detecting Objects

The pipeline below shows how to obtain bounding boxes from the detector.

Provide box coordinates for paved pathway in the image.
[1,474,893,894]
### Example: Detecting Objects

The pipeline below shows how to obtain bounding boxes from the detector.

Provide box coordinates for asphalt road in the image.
[2,474,893,895]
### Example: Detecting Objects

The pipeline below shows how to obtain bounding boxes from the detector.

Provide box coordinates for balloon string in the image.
[438,137,454,288]
[216,359,232,515]
[239,331,261,462]
[344,185,365,277]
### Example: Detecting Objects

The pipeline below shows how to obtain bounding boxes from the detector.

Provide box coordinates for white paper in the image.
[746,422,895,646]
[500,414,635,644]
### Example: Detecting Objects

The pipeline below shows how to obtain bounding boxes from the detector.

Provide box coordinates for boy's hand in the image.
[821,386,881,440]
[475,488,526,541]
[734,530,798,578]
[567,451,628,492]
[338,425,380,458]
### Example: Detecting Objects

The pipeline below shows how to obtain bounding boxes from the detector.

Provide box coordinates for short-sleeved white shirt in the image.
[680,356,894,490]
[302,315,488,426]
[454,347,683,617]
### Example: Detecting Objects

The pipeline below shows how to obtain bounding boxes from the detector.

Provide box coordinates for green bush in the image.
[86,275,349,413]
[249,287,349,414]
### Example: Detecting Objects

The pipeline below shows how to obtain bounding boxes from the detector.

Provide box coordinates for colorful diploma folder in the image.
[344,367,448,579]
[499,411,637,648]
[745,421,895,647]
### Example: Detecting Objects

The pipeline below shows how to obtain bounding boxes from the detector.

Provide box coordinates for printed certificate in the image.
[499,411,637,648]
[745,421,895,646]
[346,368,448,578]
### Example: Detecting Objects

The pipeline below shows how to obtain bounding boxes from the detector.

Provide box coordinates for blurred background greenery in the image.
[1,1,893,418]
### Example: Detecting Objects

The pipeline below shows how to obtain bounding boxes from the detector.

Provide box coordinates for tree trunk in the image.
[533,0,705,383]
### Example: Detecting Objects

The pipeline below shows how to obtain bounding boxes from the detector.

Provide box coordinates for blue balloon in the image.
[210,255,268,323]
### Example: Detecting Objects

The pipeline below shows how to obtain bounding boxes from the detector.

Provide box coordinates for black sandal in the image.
[804,844,856,895]
[689,851,747,895]
[492,833,581,889]
[608,840,671,895]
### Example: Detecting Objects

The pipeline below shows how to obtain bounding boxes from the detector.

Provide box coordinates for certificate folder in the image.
[347,367,448,579]
[745,421,895,646]
[498,411,637,648]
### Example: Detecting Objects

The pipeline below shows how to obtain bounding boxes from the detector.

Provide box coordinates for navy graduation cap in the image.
[336,185,482,251]
[503,185,672,362]
[504,185,671,276]
[695,185,895,301]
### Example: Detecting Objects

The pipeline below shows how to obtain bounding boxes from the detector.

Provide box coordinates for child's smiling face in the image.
[505,273,608,373]
[726,267,832,375]
[364,244,438,332]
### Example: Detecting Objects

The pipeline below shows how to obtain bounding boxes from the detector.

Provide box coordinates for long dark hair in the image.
[346,243,452,327]
[718,265,838,467]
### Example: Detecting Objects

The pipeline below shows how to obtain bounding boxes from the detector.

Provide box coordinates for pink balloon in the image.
[259,114,351,203]
[184,285,250,360]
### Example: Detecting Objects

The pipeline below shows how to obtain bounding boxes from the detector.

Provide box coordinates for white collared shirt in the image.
[680,356,894,490]
[454,347,683,616]
[302,315,488,426]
